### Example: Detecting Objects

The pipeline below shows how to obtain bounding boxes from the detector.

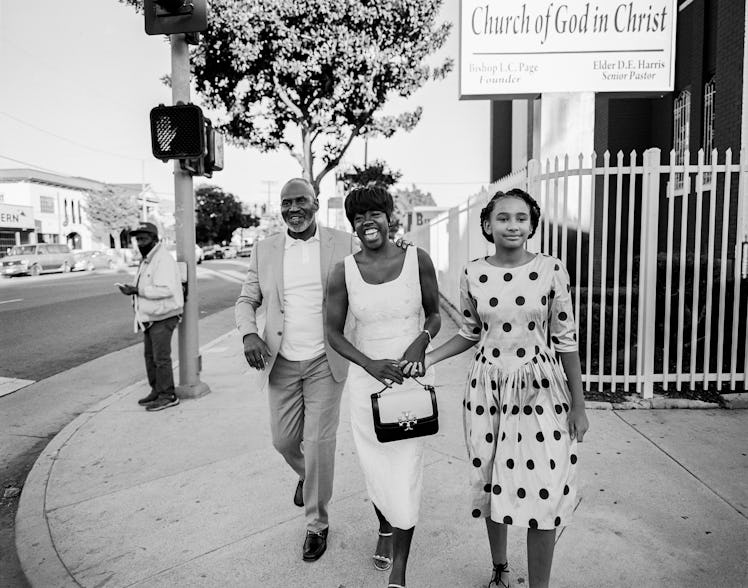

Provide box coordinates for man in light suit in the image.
[235,178,356,562]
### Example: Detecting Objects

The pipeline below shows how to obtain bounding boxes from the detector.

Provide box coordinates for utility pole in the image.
[262,180,276,215]
[171,32,209,398]
[141,159,147,221]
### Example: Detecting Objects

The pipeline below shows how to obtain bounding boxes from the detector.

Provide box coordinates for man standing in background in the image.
[118,221,183,412]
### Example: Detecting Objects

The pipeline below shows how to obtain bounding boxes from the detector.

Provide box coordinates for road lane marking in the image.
[0,298,23,305]
[197,267,245,283]
[0,377,35,397]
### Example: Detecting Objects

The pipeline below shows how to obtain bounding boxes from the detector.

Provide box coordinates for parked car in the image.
[237,244,254,257]
[202,245,222,260]
[221,246,238,259]
[0,243,75,277]
[72,250,117,272]
[166,243,204,264]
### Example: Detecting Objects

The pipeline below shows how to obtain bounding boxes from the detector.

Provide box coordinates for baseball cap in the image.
[130,222,159,237]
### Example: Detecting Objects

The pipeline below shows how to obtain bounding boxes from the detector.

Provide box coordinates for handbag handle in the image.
[373,377,434,398]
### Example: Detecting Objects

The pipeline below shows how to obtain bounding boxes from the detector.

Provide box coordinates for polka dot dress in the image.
[459,254,579,530]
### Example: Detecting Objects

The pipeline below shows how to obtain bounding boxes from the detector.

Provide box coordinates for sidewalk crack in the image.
[613,412,747,521]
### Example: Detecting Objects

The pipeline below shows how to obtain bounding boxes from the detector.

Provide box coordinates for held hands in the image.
[568,406,589,442]
[363,359,404,387]
[243,333,271,370]
[398,332,429,378]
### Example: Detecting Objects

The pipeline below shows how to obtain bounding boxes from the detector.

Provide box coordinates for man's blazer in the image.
[235,225,357,382]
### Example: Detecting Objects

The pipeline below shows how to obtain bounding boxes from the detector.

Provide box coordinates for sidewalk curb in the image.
[15,328,237,588]
[721,393,748,409]
[438,295,733,411]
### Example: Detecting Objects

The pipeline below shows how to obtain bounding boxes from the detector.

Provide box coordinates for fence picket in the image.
[689,150,706,390]
[702,149,719,385]
[561,154,570,266]
[553,156,560,258]
[675,149,691,389]
[611,151,625,389]
[662,150,677,392]
[732,150,748,389]
[715,149,732,389]
[599,151,611,390]
[575,153,584,357]
[623,150,638,390]
[585,152,597,388]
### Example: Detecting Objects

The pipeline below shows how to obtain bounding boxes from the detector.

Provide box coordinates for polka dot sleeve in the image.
[458,268,482,341]
[548,259,578,353]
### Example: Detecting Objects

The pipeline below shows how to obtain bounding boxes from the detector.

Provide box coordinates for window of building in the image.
[64,199,69,224]
[702,76,715,186]
[40,195,55,214]
[673,89,691,191]
[0,194,4,203]
[38,233,59,244]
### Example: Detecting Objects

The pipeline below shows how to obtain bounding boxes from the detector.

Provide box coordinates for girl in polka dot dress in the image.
[418,189,589,588]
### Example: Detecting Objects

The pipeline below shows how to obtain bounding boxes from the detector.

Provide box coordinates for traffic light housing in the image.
[150,103,224,177]
[150,103,206,160]
[204,121,224,176]
[144,0,207,36]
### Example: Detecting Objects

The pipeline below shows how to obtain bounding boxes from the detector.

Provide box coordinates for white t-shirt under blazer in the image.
[279,229,325,361]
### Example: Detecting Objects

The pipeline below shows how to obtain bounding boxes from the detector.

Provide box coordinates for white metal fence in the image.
[407,148,748,399]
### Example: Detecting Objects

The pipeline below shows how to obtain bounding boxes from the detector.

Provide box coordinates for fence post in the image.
[526,159,542,253]
[637,148,661,398]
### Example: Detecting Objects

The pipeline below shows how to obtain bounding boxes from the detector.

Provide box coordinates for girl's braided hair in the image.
[479,188,541,242]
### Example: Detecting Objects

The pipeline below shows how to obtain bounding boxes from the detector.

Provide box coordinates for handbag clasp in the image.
[397,411,418,431]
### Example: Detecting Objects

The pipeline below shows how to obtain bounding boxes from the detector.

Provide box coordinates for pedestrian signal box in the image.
[150,104,205,161]
[144,0,207,36]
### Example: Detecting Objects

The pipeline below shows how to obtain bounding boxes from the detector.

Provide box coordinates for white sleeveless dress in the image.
[344,246,434,529]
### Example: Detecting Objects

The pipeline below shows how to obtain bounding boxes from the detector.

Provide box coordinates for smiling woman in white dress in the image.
[326,186,441,588]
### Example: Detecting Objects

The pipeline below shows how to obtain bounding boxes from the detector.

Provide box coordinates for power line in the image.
[4,40,140,112]
[0,154,75,177]
[0,111,144,162]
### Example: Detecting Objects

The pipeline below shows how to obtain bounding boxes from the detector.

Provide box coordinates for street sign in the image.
[144,0,208,36]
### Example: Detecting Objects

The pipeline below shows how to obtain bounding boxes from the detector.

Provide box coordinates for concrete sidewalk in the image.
[15,316,748,587]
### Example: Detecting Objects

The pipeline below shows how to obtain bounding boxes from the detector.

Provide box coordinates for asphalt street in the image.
[0,258,248,588]
[0,259,248,382]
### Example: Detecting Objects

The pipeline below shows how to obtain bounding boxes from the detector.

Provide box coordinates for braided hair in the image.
[479,188,541,242]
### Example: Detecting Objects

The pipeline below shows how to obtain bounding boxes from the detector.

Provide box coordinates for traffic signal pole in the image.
[171,33,209,398]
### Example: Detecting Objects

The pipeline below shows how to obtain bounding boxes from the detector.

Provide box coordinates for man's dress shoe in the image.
[302,528,328,561]
[294,479,304,507]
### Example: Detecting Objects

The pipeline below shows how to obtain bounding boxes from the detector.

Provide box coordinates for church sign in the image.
[460,0,677,98]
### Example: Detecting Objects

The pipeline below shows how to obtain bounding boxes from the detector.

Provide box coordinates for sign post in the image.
[170,33,209,399]
[143,1,211,399]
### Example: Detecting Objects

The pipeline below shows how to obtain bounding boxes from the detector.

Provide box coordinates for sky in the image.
[0,1,490,213]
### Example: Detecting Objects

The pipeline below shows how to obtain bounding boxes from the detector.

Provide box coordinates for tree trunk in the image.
[301,126,319,195]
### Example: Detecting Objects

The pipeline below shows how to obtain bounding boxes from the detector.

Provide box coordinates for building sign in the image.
[460,0,677,98]
[0,203,35,229]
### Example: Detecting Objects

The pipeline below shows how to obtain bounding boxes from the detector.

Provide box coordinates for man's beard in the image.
[138,241,156,258]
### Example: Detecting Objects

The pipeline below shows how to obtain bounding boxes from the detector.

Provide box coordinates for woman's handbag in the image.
[371,378,439,443]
